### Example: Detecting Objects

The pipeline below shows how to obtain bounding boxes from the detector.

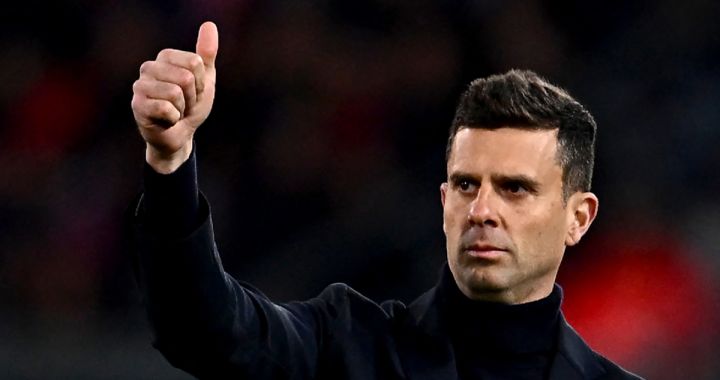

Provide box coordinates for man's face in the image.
[441,127,595,304]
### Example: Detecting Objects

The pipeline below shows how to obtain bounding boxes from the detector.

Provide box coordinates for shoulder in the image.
[307,283,407,325]
[593,354,645,380]
[557,317,645,380]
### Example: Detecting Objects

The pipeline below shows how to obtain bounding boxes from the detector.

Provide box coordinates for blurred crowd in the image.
[1,0,718,378]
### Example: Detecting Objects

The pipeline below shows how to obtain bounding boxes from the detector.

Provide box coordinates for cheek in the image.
[443,210,457,240]
[442,195,455,223]
[442,197,467,241]
[513,206,567,254]
[445,197,470,228]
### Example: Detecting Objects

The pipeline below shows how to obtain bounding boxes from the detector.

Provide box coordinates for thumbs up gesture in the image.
[132,22,219,173]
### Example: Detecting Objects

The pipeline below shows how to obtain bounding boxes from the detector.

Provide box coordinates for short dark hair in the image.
[447,69,596,199]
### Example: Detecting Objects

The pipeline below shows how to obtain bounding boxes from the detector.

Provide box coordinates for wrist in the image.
[146,141,193,174]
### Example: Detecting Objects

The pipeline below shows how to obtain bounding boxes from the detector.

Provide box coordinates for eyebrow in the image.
[448,171,479,185]
[493,174,541,193]
[448,171,541,192]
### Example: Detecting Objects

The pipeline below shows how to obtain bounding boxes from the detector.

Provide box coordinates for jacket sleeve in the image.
[131,158,334,379]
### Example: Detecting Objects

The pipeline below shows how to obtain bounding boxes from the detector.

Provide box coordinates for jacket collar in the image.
[547,317,607,379]
[395,284,456,380]
[396,265,608,380]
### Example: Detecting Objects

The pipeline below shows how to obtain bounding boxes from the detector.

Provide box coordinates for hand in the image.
[131,21,219,173]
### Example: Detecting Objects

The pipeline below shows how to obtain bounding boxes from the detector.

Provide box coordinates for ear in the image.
[440,182,448,207]
[440,183,448,233]
[565,192,599,246]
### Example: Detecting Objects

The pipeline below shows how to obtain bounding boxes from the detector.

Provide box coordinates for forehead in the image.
[448,127,561,178]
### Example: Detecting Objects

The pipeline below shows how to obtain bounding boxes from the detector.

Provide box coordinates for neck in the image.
[456,279,555,305]
[438,265,563,353]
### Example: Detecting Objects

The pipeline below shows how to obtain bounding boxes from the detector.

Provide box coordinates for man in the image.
[130,22,642,379]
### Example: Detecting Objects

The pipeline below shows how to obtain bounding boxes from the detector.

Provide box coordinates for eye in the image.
[507,182,524,193]
[456,179,477,194]
[502,181,528,195]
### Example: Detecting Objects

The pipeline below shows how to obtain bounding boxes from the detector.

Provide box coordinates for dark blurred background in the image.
[1,0,719,378]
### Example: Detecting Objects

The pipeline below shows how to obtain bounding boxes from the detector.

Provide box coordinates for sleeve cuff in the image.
[142,143,201,237]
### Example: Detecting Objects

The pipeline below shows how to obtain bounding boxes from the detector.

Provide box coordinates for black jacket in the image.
[131,195,643,380]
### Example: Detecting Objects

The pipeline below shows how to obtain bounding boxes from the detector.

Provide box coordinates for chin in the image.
[461,267,510,295]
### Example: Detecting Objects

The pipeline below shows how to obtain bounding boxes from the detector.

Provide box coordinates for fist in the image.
[131,21,219,173]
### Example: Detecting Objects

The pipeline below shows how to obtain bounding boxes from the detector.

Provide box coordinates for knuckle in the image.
[157,48,172,60]
[172,85,185,102]
[132,79,143,92]
[160,106,174,119]
[151,101,168,116]
[190,55,204,70]
[139,61,152,74]
[130,96,141,111]
[179,71,195,87]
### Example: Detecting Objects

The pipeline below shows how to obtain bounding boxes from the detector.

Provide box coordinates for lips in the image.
[463,243,508,259]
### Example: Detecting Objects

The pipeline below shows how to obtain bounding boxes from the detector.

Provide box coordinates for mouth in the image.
[462,244,508,260]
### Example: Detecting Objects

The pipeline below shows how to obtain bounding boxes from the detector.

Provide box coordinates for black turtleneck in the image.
[437,266,562,380]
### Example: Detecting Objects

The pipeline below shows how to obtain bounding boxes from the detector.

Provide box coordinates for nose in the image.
[468,187,499,227]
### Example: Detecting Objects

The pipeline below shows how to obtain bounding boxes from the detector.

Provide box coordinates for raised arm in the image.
[129,22,332,379]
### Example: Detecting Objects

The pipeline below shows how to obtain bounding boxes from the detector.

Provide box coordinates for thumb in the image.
[196,21,219,68]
